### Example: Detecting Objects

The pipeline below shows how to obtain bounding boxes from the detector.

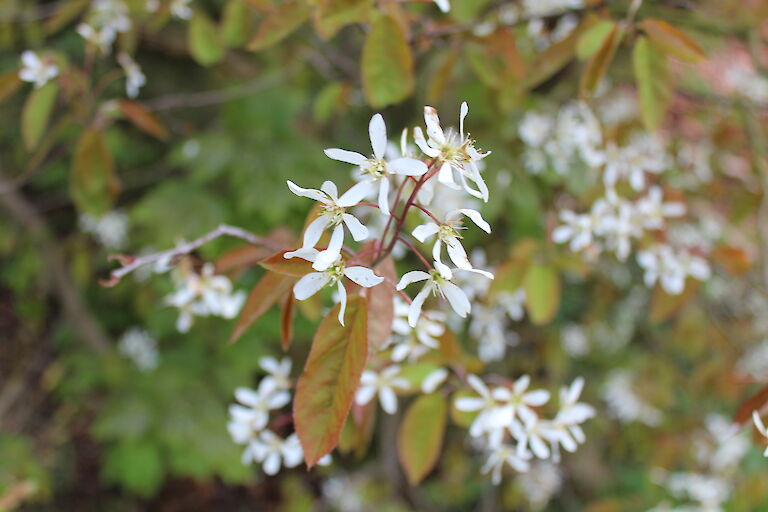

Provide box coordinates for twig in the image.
[104,224,285,285]
[0,175,111,354]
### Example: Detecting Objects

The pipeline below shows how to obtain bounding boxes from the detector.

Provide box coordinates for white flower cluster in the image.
[19,51,59,89]
[724,66,768,105]
[519,103,604,176]
[79,210,130,249]
[651,414,750,511]
[227,357,331,474]
[455,375,594,485]
[601,369,663,427]
[527,102,712,295]
[285,103,496,327]
[117,53,146,99]
[77,0,132,54]
[164,262,245,332]
[146,0,194,20]
[117,327,159,372]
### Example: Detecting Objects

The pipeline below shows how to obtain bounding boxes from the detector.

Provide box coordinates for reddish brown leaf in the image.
[734,384,768,426]
[294,296,368,467]
[397,393,447,485]
[280,292,295,351]
[260,250,314,277]
[366,256,396,351]
[214,245,273,274]
[712,246,752,275]
[580,24,623,96]
[118,100,168,140]
[641,18,705,63]
[228,272,295,344]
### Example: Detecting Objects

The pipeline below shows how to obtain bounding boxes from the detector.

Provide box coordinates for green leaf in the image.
[397,393,447,485]
[259,250,314,277]
[313,0,370,39]
[523,263,560,325]
[189,12,226,66]
[229,271,294,344]
[247,0,310,51]
[103,441,164,497]
[0,71,22,105]
[361,14,414,108]
[577,20,616,60]
[641,18,705,63]
[70,129,120,216]
[633,36,673,131]
[293,296,368,467]
[523,23,581,90]
[21,82,58,150]
[221,0,250,48]
[580,23,623,97]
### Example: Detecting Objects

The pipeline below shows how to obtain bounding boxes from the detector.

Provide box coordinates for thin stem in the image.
[357,202,380,209]
[104,224,285,286]
[396,236,433,270]
[411,202,440,223]
[378,178,409,259]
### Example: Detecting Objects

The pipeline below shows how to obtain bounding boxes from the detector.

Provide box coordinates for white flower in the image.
[285,180,370,270]
[259,356,292,391]
[355,366,410,414]
[19,51,58,88]
[117,53,146,99]
[634,186,685,230]
[388,302,444,362]
[77,0,132,54]
[511,407,559,460]
[246,431,304,474]
[117,327,159,372]
[228,379,291,452]
[171,0,193,19]
[601,369,662,426]
[504,375,551,424]
[396,263,492,327]
[413,102,491,201]
[78,210,129,249]
[433,0,450,12]
[753,411,768,457]
[498,288,526,321]
[519,112,553,147]
[421,368,449,393]
[637,245,709,295]
[549,377,595,457]
[482,439,531,485]
[290,249,383,325]
[552,210,595,253]
[412,208,491,270]
[325,114,427,216]
[454,375,514,437]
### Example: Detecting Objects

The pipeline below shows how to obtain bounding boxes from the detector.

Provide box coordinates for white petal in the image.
[342,213,369,241]
[408,284,432,327]
[287,180,326,202]
[389,158,428,176]
[355,384,377,406]
[441,281,470,317]
[344,266,384,288]
[294,272,330,300]
[320,180,339,200]
[424,106,446,145]
[338,180,373,207]
[313,224,344,271]
[337,281,348,325]
[460,101,468,138]
[369,113,387,160]
[21,50,39,68]
[324,148,367,166]
[455,397,485,412]
[438,162,458,188]
[284,247,319,261]
[523,389,550,406]
[377,178,391,217]
[396,271,430,290]
[434,0,450,12]
[302,216,330,249]
[412,223,440,243]
[379,386,398,414]
[457,208,491,233]
[413,127,440,157]
[530,436,550,459]
[263,452,282,475]
[422,368,448,393]
[446,238,472,269]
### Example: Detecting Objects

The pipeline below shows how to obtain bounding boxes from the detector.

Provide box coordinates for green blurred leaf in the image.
[577,20,616,60]
[0,70,22,104]
[103,441,164,497]
[362,14,414,108]
[633,36,673,131]
[21,82,58,150]
[247,0,310,51]
[523,263,560,325]
[70,129,120,216]
[313,0,370,39]
[580,23,623,97]
[398,393,446,485]
[189,12,226,66]
[221,0,251,48]
[293,296,368,467]
[640,18,705,63]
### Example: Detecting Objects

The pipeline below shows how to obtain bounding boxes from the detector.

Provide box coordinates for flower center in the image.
[438,222,462,242]
[364,158,387,179]
[325,260,346,283]
[322,204,346,226]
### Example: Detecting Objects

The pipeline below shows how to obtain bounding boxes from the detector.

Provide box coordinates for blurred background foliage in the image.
[1,0,768,510]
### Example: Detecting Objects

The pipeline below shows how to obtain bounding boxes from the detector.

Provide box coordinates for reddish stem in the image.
[411,202,440,223]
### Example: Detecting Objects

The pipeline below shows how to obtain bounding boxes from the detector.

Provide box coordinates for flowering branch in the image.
[103,224,285,286]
